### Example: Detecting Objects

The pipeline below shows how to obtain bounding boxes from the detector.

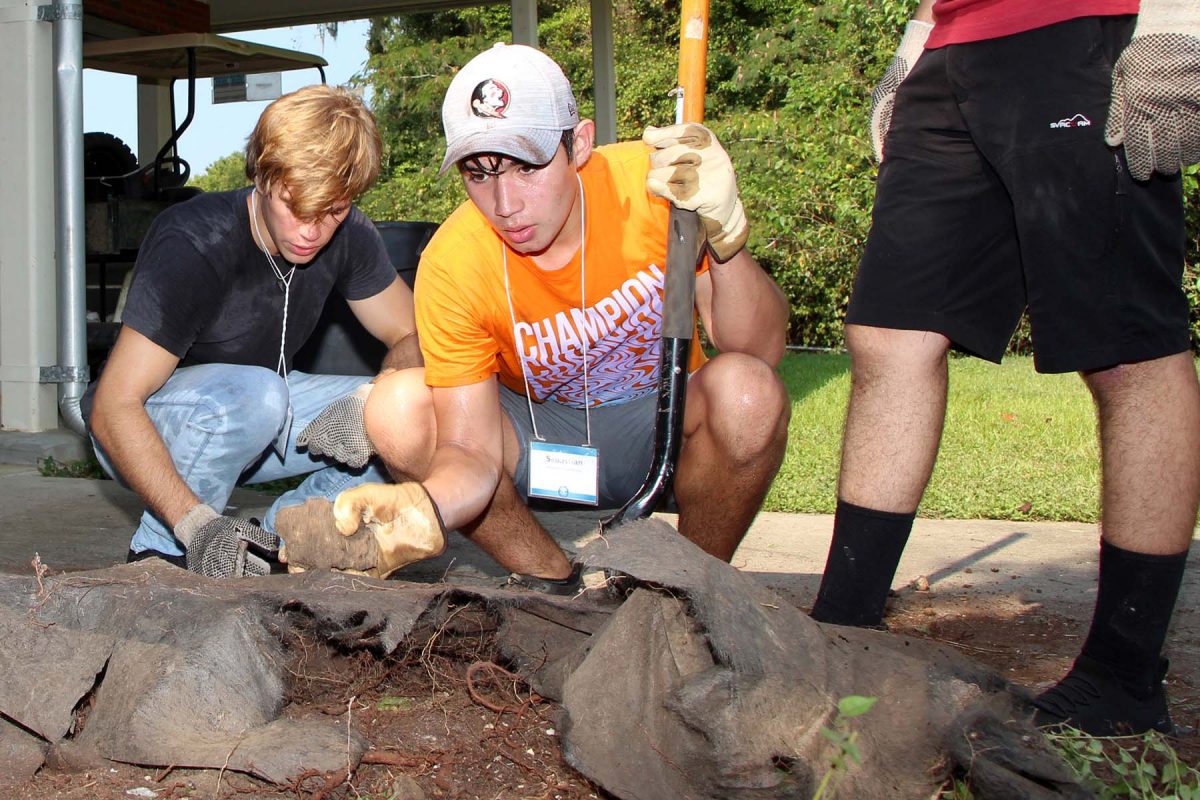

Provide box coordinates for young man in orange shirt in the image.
[285,44,790,591]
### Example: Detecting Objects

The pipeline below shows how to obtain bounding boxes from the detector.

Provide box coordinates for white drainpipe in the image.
[44,1,88,435]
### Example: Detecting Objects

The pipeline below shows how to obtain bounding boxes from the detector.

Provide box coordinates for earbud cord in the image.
[251,189,295,384]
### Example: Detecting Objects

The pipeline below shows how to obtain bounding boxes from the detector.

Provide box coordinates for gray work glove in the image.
[175,503,280,578]
[869,19,933,163]
[1105,0,1200,180]
[296,383,375,468]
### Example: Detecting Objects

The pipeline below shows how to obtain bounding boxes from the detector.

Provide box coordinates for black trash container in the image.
[293,221,439,377]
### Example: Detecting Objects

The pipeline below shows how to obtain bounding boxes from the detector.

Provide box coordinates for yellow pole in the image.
[677,0,709,124]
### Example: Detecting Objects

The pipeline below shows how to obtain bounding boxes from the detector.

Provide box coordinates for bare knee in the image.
[688,353,790,465]
[364,367,435,477]
[846,325,950,384]
[1082,353,1197,408]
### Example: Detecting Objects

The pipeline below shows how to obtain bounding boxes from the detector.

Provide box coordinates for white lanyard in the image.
[250,189,295,385]
[503,174,591,446]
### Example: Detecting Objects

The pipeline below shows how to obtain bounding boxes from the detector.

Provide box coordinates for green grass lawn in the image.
[765,352,1108,522]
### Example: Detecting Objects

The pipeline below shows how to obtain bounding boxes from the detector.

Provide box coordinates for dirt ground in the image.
[7,584,1198,800]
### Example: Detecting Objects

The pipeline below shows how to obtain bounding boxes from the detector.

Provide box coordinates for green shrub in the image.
[191,2,1200,352]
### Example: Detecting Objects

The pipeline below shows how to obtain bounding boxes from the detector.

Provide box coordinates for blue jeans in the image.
[91,365,389,556]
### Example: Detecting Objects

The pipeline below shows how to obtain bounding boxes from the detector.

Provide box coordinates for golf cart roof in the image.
[83,33,328,80]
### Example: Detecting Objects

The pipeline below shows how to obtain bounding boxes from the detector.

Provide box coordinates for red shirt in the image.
[926,0,1139,48]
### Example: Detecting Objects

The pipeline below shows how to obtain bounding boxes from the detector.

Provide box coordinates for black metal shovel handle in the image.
[600,206,703,530]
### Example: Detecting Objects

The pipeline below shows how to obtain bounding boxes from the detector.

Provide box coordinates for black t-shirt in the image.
[123,187,395,368]
[82,188,396,421]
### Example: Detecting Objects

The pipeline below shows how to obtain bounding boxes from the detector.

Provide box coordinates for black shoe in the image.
[1033,654,1176,736]
[503,562,584,596]
[126,548,187,569]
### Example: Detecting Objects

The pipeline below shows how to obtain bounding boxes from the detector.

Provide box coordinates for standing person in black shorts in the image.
[810,0,1200,736]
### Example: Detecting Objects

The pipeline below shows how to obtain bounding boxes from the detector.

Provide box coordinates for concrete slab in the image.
[0,465,277,573]
[0,430,90,466]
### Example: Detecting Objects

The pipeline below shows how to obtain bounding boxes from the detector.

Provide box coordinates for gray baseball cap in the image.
[440,43,579,174]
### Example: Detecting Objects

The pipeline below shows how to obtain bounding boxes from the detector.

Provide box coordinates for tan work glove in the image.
[276,482,445,579]
[870,19,933,163]
[643,123,748,262]
[1105,0,1200,180]
[296,383,375,468]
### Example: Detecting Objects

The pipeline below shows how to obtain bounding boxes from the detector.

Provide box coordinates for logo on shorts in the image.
[1049,114,1092,129]
[471,79,509,119]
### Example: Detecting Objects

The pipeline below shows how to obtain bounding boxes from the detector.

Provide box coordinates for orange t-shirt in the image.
[416,141,708,408]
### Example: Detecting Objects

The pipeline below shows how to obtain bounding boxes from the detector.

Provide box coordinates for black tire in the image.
[84,132,137,201]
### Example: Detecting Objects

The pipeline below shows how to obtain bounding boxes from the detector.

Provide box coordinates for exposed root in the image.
[466,660,542,714]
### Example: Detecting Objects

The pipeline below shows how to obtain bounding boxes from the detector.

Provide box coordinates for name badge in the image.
[528,441,599,506]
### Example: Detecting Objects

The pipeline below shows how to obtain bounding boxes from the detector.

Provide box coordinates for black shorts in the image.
[848,16,1190,374]
[498,386,657,508]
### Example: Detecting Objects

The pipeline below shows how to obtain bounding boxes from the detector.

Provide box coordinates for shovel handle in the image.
[678,0,709,124]
[600,0,710,532]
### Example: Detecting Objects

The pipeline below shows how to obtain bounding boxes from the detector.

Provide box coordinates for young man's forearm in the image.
[380,331,424,372]
[420,443,503,531]
[92,401,201,530]
[705,249,789,366]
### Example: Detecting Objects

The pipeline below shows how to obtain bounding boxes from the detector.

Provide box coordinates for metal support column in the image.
[0,0,58,431]
[590,0,616,144]
[510,0,537,46]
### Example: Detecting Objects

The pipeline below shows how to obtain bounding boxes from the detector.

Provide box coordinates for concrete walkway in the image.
[5,459,1197,616]
[3,425,1197,672]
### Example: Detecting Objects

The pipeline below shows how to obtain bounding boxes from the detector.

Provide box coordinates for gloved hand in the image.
[276,482,445,579]
[175,503,280,578]
[869,19,933,163]
[276,498,380,574]
[1105,0,1200,180]
[297,383,375,468]
[643,123,748,262]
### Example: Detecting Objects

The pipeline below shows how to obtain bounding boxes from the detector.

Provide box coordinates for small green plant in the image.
[936,780,975,799]
[812,694,878,800]
[249,475,307,495]
[1045,727,1200,799]
[375,696,415,712]
[38,455,108,480]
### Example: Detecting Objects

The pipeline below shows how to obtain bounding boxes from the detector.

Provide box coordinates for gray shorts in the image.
[499,386,657,508]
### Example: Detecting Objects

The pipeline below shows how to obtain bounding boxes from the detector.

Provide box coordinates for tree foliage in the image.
[193,1,1200,349]
[191,151,248,193]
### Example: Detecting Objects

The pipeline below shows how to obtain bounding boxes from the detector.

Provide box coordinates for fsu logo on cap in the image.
[470,79,509,119]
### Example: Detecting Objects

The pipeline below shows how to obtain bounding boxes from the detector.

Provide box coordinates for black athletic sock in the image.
[1078,539,1187,696]
[810,499,915,627]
